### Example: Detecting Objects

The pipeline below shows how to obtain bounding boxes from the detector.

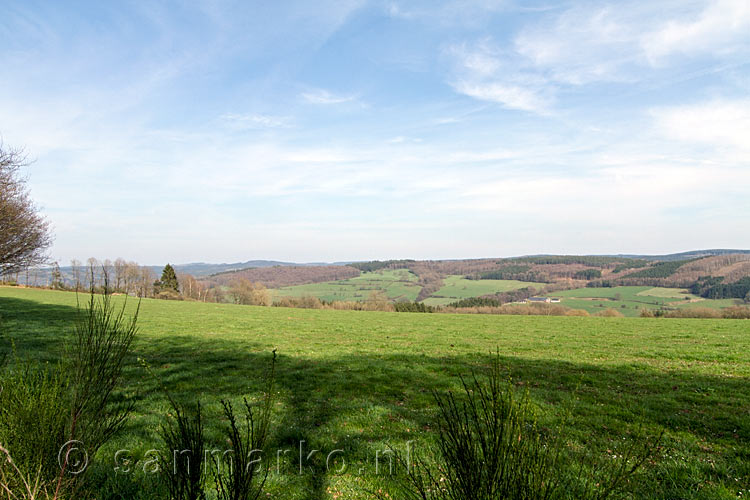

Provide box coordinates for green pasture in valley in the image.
[0,286,748,499]
[553,286,740,317]
[274,269,421,302]
[423,275,547,306]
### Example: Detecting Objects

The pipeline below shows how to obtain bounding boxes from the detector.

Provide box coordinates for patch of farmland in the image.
[554,286,737,316]
[424,275,546,305]
[274,269,421,302]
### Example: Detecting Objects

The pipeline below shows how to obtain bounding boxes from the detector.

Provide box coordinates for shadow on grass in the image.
[1,296,748,499]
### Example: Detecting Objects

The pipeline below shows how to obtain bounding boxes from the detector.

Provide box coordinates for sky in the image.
[1,0,749,264]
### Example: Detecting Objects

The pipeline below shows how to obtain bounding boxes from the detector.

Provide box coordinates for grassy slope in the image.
[1,286,748,499]
[554,286,739,317]
[423,275,547,306]
[275,269,421,302]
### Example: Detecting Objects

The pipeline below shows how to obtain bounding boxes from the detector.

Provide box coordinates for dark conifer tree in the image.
[157,263,180,292]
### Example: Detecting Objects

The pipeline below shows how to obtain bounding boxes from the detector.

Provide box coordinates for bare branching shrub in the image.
[663,307,721,319]
[273,296,323,309]
[443,303,571,316]
[156,352,277,500]
[363,291,394,312]
[0,445,57,500]
[565,309,590,317]
[382,354,661,500]
[327,300,365,310]
[721,306,750,319]
[1,270,139,499]
[641,307,749,319]
[156,290,184,301]
[594,309,624,318]
[229,279,271,306]
[382,357,561,500]
[64,273,139,466]
[160,400,207,500]
[214,352,276,500]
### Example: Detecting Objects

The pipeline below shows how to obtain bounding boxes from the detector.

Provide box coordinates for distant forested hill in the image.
[13,250,750,302]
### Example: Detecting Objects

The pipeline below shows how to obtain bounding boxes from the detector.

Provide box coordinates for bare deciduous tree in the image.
[138,265,155,298]
[114,257,127,291]
[229,278,271,306]
[0,143,53,276]
[179,273,208,301]
[70,259,82,291]
[86,257,100,289]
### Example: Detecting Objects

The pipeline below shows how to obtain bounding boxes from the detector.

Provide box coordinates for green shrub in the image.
[214,351,276,500]
[393,301,435,313]
[0,277,139,498]
[381,353,660,500]
[382,357,560,500]
[159,399,207,500]
[156,352,277,500]
[0,360,70,492]
[447,297,502,308]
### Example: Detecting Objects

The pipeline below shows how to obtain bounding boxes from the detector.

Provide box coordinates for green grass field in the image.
[275,269,421,302]
[422,275,547,306]
[273,272,743,320]
[1,286,748,499]
[553,286,740,317]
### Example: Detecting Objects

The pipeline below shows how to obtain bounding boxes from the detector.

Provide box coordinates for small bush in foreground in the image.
[381,354,661,500]
[0,361,69,490]
[214,351,275,500]
[159,400,207,500]
[156,352,277,500]
[0,275,139,499]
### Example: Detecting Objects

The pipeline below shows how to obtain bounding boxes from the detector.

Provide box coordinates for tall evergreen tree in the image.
[157,263,179,292]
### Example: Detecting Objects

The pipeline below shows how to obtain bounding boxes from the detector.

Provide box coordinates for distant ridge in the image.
[14,250,750,284]
[172,260,297,277]
[608,249,750,262]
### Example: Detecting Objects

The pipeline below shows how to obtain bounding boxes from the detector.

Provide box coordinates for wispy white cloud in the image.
[452,81,551,113]
[642,0,750,63]
[514,6,643,85]
[220,113,291,130]
[386,136,422,144]
[446,40,553,113]
[448,1,750,111]
[2,0,750,262]
[651,98,750,153]
[385,0,510,26]
[300,89,359,105]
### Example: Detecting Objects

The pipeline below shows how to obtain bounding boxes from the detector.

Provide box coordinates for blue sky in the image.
[2,0,749,264]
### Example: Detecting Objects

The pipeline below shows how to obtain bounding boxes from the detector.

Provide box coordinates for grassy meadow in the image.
[553,286,740,317]
[1,286,748,499]
[275,269,421,302]
[422,275,547,306]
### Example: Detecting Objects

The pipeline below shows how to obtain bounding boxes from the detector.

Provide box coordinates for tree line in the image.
[690,276,750,300]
